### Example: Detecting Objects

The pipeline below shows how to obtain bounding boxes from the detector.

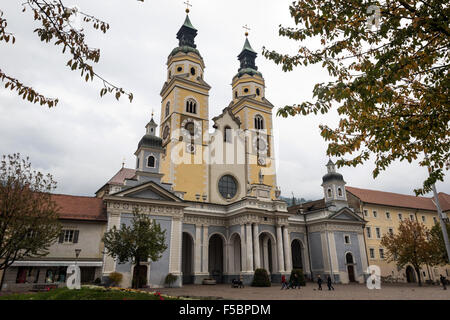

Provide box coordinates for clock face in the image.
[253,136,267,153]
[186,143,196,154]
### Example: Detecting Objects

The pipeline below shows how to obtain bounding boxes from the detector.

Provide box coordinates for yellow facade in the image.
[158,15,279,203]
[357,202,450,282]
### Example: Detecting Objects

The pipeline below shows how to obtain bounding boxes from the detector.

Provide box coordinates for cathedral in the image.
[98,12,368,288]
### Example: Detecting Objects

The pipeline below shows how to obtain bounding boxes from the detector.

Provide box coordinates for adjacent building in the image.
[347,186,450,283]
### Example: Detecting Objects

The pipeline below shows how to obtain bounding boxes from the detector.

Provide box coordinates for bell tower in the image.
[159,8,211,201]
[228,30,279,200]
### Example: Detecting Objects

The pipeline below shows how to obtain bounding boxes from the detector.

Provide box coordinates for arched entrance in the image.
[259,232,277,274]
[209,234,224,283]
[346,252,356,282]
[181,232,194,284]
[291,239,304,270]
[406,266,416,283]
[229,233,242,274]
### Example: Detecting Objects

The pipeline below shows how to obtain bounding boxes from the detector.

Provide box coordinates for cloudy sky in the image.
[0,0,448,200]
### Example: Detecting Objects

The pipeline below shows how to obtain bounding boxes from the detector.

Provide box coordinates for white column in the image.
[240,225,247,272]
[246,223,254,271]
[202,225,209,273]
[253,224,261,269]
[276,225,285,272]
[194,225,202,273]
[169,218,182,274]
[283,226,292,272]
[263,237,269,271]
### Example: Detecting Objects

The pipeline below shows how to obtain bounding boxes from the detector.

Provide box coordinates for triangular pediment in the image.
[111,181,183,202]
[328,207,365,222]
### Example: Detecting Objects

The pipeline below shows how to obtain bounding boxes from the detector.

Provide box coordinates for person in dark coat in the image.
[317,275,323,290]
[440,275,447,290]
[327,275,335,290]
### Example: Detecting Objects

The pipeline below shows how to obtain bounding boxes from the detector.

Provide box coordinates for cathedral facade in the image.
[99,14,369,288]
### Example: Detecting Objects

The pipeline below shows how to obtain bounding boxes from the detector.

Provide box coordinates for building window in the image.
[375,227,381,239]
[373,211,377,218]
[369,248,375,259]
[136,157,140,169]
[386,212,391,219]
[190,67,196,76]
[244,88,249,93]
[344,235,351,244]
[147,156,155,168]
[177,66,182,72]
[338,188,342,197]
[235,91,238,99]
[224,126,232,143]
[388,228,394,235]
[364,210,368,217]
[327,188,332,198]
[218,175,238,199]
[409,214,414,221]
[256,88,260,96]
[366,227,372,238]
[398,213,403,221]
[59,230,79,244]
[165,102,170,118]
[379,248,385,259]
[186,99,197,114]
[421,216,426,222]
[254,115,264,130]
[433,217,437,224]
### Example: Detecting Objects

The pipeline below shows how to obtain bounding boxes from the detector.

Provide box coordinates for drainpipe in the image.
[302,209,313,281]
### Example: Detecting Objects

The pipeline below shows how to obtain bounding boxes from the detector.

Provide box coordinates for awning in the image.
[11,260,103,267]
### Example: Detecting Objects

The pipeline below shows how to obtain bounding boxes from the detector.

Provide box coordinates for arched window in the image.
[147,156,155,168]
[254,115,264,130]
[234,91,238,99]
[346,252,354,264]
[327,188,332,198]
[190,67,196,76]
[136,157,140,169]
[338,188,342,197]
[165,102,170,118]
[186,99,197,114]
[224,126,232,143]
[256,88,260,96]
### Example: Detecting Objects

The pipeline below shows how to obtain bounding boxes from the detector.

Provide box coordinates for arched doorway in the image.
[229,233,242,274]
[181,232,194,284]
[346,252,356,282]
[291,239,304,270]
[406,266,416,283]
[209,234,224,283]
[259,232,277,274]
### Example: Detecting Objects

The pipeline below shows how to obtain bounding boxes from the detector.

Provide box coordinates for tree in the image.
[0,153,61,285]
[263,0,449,195]
[0,1,141,107]
[102,208,167,289]
[429,222,450,265]
[380,219,432,286]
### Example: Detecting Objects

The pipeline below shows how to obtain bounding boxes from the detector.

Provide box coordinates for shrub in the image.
[289,269,306,286]
[165,273,178,288]
[251,268,271,287]
[108,272,123,286]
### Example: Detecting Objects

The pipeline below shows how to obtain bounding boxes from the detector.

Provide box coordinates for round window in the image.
[218,175,238,199]
[177,66,182,72]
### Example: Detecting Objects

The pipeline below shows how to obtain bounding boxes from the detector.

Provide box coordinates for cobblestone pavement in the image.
[154,283,450,300]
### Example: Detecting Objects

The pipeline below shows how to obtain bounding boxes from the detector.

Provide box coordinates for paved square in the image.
[155,283,450,300]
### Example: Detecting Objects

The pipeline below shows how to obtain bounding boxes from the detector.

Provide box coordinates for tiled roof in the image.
[51,194,106,221]
[107,168,136,186]
[346,186,450,212]
[288,199,326,214]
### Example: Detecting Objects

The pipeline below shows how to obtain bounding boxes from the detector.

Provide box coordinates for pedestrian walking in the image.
[440,274,447,290]
[327,275,335,291]
[281,274,288,290]
[317,275,323,291]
